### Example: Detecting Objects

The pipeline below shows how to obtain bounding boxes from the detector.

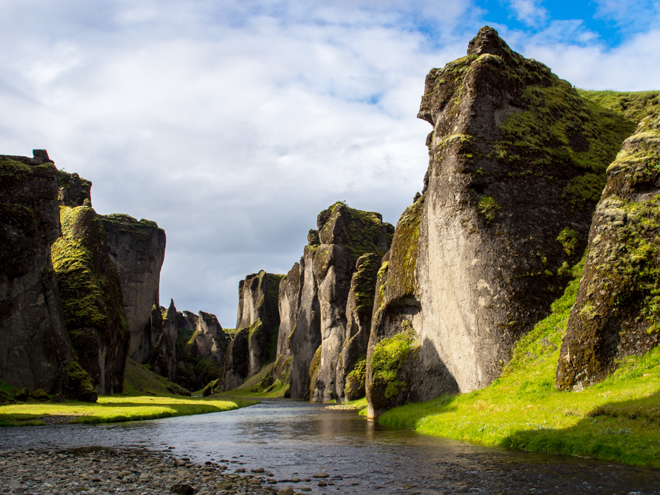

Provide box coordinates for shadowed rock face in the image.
[52,205,130,395]
[223,328,250,390]
[273,263,301,386]
[557,114,660,390]
[310,203,393,402]
[288,243,322,400]
[0,151,77,393]
[101,214,166,364]
[235,270,285,377]
[366,26,633,418]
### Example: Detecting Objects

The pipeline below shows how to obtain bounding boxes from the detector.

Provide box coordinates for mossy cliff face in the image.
[51,205,130,394]
[101,214,166,365]
[310,202,393,402]
[0,151,79,394]
[557,114,660,390]
[335,252,381,403]
[366,26,633,418]
[288,243,322,399]
[235,270,285,377]
[58,170,92,208]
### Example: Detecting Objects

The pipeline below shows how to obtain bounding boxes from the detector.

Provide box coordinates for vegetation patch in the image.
[344,356,367,400]
[370,323,417,400]
[477,196,501,223]
[379,258,660,468]
[123,358,191,397]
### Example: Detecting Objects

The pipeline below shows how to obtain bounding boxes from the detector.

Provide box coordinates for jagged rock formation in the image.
[335,252,381,403]
[365,26,634,418]
[51,205,130,395]
[235,270,285,378]
[288,237,322,399]
[557,113,660,390]
[306,202,393,402]
[0,151,94,399]
[57,171,91,207]
[101,214,166,364]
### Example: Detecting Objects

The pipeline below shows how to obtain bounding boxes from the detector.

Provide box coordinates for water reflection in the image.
[1,400,660,494]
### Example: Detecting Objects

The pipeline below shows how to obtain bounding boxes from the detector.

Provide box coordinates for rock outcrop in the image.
[223,328,250,390]
[235,270,285,377]
[0,151,89,396]
[365,26,633,418]
[101,214,166,364]
[308,202,393,402]
[57,171,91,207]
[51,205,130,395]
[288,238,322,399]
[557,113,660,390]
[272,263,301,388]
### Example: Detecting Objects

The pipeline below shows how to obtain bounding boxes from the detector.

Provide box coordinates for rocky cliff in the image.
[51,205,130,395]
[272,263,301,388]
[557,113,660,390]
[101,214,166,364]
[0,151,93,398]
[58,171,91,208]
[235,270,285,378]
[288,238,322,399]
[304,202,393,402]
[365,27,634,418]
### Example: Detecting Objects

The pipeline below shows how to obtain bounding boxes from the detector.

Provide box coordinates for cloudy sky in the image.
[2,0,659,327]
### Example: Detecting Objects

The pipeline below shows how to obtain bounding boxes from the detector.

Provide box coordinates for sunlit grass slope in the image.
[212,362,290,399]
[123,358,191,397]
[0,395,256,427]
[380,259,660,468]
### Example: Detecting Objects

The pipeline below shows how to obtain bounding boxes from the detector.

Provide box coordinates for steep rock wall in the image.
[51,205,130,395]
[0,151,78,394]
[273,263,301,387]
[101,214,166,365]
[366,26,634,418]
[310,202,393,402]
[58,170,91,208]
[288,241,322,399]
[235,270,285,377]
[557,113,660,389]
[223,327,250,390]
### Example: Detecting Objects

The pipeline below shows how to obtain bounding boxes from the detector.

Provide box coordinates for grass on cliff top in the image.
[379,258,660,468]
[0,396,257,427]
[577,90,660,124]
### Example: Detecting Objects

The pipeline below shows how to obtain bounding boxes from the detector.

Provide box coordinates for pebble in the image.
[0,447,279,495]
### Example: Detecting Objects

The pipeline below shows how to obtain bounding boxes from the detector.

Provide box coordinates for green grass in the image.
[379,258,660,468]
[212,362,290,399]
[123,358,191,397]
[0,396,257,427]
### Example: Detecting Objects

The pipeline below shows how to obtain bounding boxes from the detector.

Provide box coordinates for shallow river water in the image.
[1,400,660,494]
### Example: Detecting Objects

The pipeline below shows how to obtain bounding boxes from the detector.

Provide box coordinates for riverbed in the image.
[1,400,659,494]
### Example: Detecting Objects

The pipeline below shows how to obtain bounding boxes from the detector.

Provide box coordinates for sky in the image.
[1,0,659,327]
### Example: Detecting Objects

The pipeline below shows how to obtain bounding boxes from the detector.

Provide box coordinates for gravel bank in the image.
[0,447,316,495]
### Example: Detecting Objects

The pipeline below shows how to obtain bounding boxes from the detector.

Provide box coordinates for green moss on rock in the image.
[63,361,97,403]
[370,323,417,400]
[344,356,367,400]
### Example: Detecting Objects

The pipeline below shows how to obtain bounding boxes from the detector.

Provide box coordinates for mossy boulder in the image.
[13,388,30,402]
[0,151,78,395]
[557,113,660,389]
[30,389,49,401]
[62,361,98,402]
[52,205,130,395]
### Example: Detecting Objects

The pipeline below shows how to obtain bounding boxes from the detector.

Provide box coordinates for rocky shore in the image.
[0,447,333,495]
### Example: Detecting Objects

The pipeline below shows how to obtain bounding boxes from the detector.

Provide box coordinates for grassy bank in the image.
[0,395,258,427]
[212,362,290,400]
[379,260,660,468]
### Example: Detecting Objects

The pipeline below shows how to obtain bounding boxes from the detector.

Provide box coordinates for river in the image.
[1,400,659,494]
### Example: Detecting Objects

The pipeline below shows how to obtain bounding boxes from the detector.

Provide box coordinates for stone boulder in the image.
[366,26,633,418]
[101,214,166,365]
[52,205,130,395]
[557,113,660,389]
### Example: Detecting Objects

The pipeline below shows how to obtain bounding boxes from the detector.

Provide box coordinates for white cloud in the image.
[508,0,548,26]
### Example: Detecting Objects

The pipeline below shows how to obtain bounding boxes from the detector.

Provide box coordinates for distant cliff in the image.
[101,214,166,364]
